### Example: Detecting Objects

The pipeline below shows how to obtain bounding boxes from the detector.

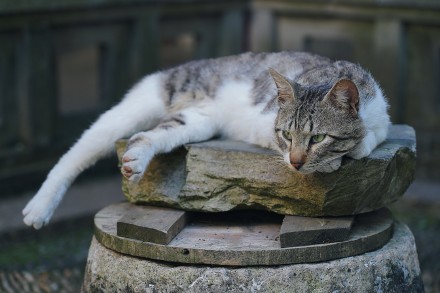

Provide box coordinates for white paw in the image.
[23,181,66,229]
[347,144,372,160]
[23,195,56,229]
[121,145,154,183]
[348,131,377,160]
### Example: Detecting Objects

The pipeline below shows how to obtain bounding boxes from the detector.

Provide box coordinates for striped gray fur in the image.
[162,51,376,110]
[158,51,384,173]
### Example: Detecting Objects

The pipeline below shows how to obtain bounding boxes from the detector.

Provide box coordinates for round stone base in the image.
[82,222,423,292]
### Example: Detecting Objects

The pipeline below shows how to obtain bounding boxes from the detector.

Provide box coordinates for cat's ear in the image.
[325,79,359,117]
[269,68,295,106]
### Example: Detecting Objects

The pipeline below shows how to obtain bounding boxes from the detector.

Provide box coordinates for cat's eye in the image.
[311,134,326,144]
[282,130,292,140]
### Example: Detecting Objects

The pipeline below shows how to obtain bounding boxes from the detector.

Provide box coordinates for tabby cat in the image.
[23,51,390,229]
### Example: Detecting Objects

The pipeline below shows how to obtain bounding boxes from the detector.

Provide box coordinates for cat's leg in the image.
[347,130,378,159]
[348,85,390,160]
[121,108,217,182]
[23,74,166,229]
[348,118,390,160]
[348,123,389,159]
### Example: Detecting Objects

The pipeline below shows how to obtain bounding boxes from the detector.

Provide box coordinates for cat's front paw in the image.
[347,144,372,160]
[23,195,56,229]
[347,131,378,160]
[121,145,154,183]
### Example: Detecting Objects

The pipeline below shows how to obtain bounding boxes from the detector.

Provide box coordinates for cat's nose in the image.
[291,162,304,170]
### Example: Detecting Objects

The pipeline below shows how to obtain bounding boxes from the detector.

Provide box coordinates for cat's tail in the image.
[23,73,166,229]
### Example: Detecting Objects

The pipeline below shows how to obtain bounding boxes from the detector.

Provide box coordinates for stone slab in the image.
[83,222,423,292]
[117,205,187,245]
[116,124,416,216]
[279,215,354,247]
[95,202,393,266]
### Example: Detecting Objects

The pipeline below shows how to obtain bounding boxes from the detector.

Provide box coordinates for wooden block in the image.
[117,205,187,245]
[280,215,354,248]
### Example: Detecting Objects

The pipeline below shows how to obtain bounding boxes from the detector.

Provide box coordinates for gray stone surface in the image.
[82,222,423,292]
[117,124,416,216]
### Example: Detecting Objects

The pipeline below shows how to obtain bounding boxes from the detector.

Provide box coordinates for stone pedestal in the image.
[82,222,423,292]
[84,124,421,292]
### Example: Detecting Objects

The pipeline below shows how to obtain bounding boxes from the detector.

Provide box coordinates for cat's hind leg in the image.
[121,108,217,182]
[23,74,166,229]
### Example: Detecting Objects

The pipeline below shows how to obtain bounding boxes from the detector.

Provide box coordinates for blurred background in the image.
[0,0,439,292]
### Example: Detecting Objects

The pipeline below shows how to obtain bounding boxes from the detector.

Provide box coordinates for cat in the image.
[23,51,390,229]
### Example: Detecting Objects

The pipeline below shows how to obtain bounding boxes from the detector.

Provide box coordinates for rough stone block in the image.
[82,223,423,292]
[116,124,416,216]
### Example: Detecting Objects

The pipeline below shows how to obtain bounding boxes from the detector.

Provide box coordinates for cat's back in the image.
[161,51,333,106]
[295,59,378,103]
[163,51,332,79]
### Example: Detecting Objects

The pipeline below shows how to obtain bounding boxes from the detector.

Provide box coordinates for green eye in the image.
[311,134,326,144]
[282,130,292,140]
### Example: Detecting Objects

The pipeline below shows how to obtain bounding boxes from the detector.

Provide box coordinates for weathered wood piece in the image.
[117,205,187,245]
[95,202,394,266]
[280,215,354,248]
[116,124,416,216]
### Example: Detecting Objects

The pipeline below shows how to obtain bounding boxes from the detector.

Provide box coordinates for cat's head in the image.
[269,69,365,173]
